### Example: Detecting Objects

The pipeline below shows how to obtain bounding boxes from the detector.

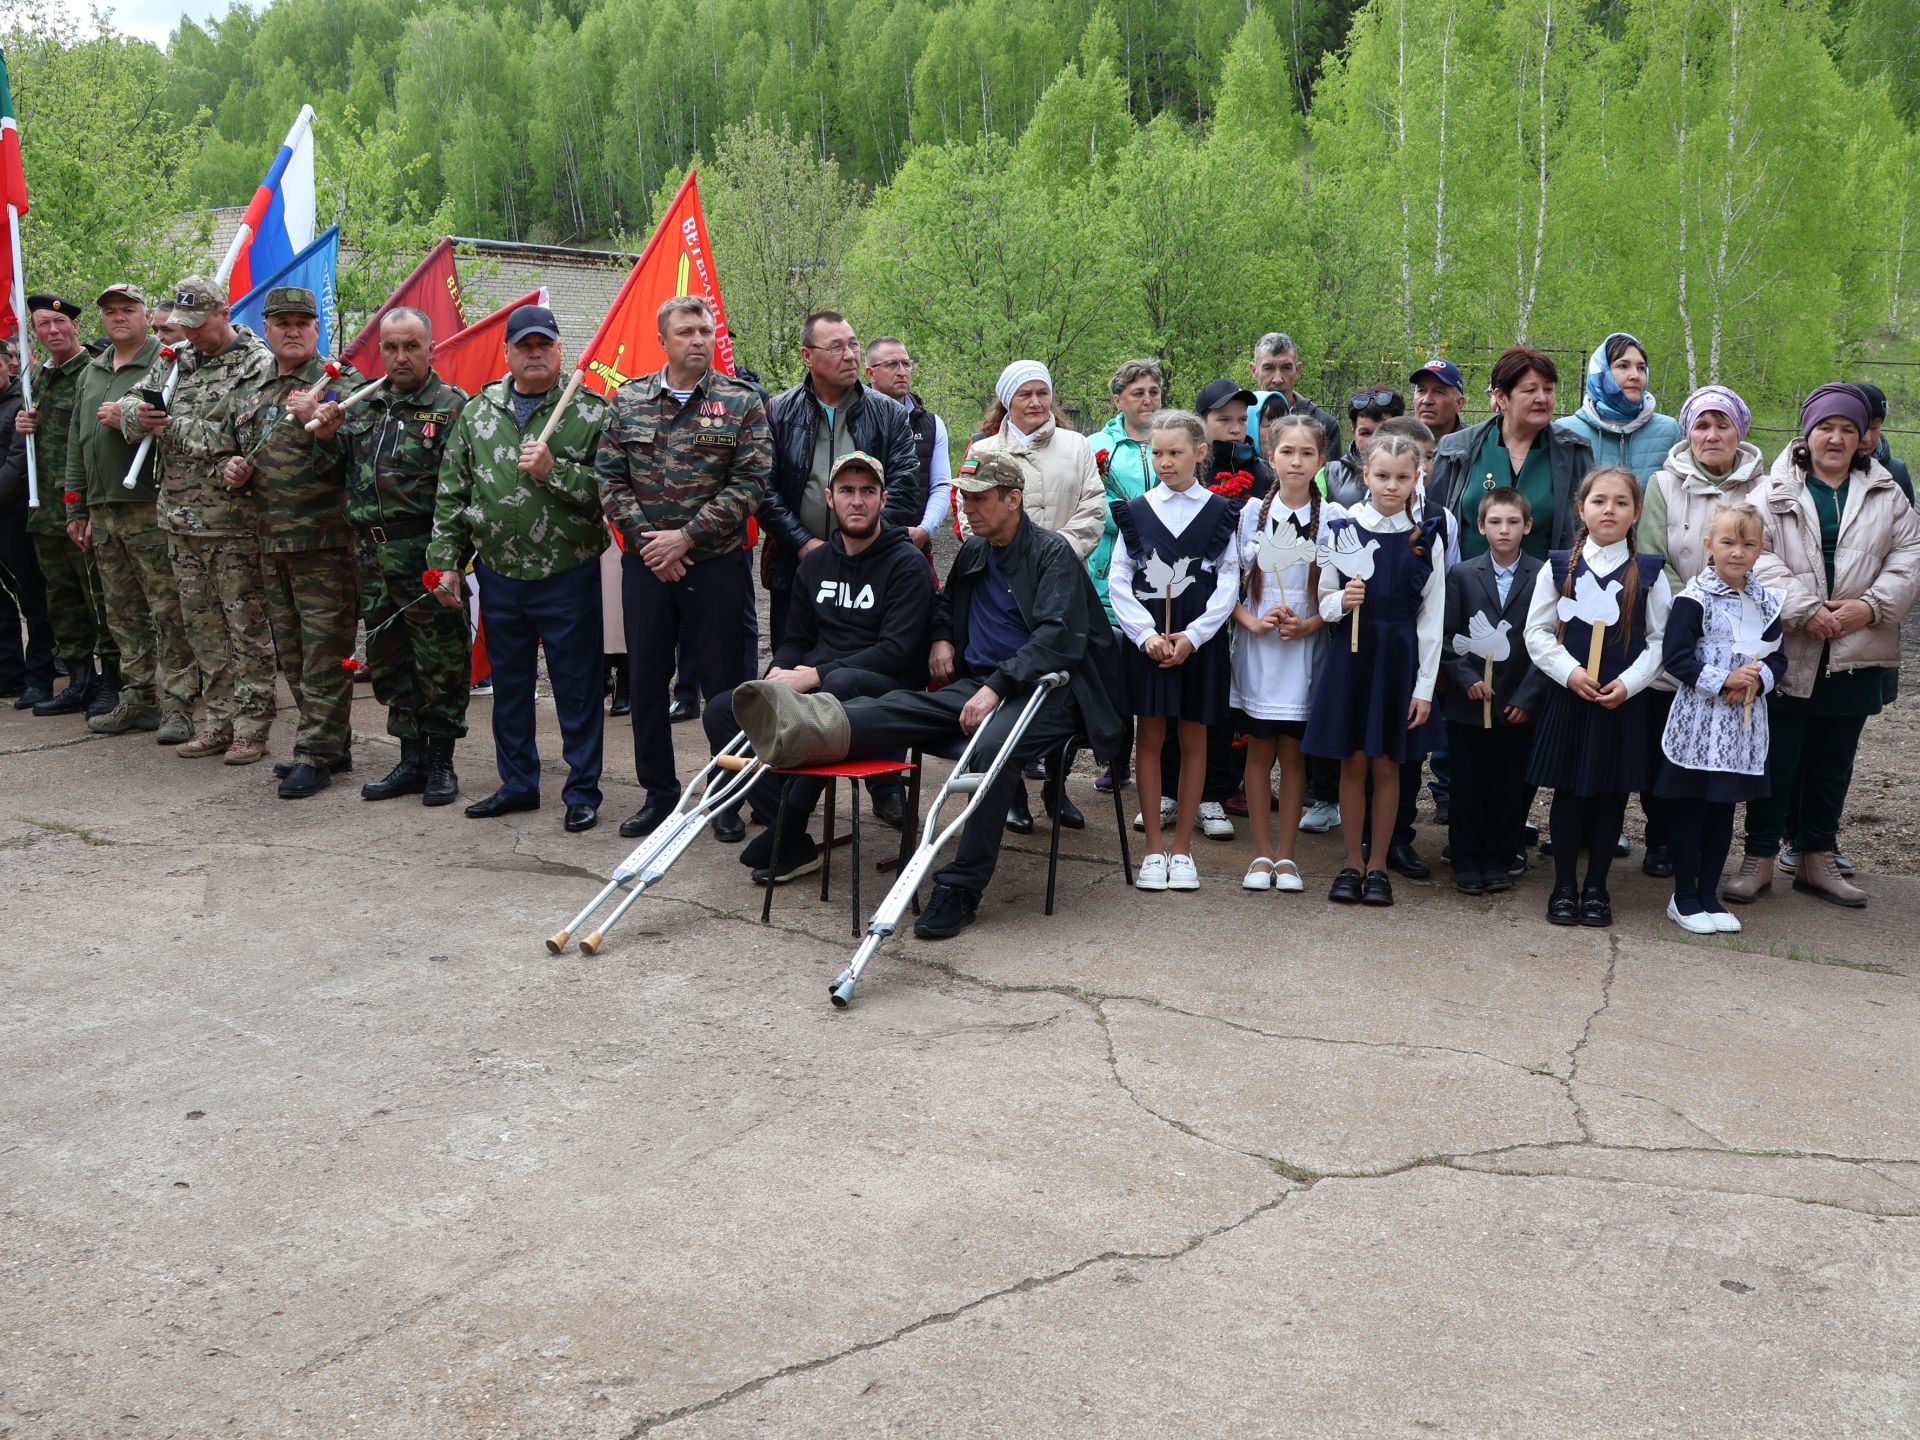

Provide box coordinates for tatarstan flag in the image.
[1,48,29,342]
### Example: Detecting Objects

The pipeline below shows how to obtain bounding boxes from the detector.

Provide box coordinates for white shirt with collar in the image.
[1524,536,1674,694]
[1314,501,1447,701]
[1109,482,1241,650]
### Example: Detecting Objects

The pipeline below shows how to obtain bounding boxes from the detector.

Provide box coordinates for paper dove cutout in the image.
[1556,569,1622,627]
[1729,590,1780,662]
[1138,553,1198,601]
[1451,611,1513,663]
[1257,524,1318,578]
[1317,524,1379,581]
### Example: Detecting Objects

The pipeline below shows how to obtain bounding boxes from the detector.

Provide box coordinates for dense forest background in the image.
[6,0,1918,428]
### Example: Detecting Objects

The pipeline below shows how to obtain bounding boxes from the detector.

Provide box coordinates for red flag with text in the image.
[343,238,466,378]
[575,171,734,396]
[431,287,546,395]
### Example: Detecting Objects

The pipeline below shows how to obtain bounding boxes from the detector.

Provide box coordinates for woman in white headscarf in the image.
[961,359,1106,558]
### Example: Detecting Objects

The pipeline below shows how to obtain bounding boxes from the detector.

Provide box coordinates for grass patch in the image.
[1271,1159,1324,1184]
[11,814,113,847]
[1665,929,1892,973]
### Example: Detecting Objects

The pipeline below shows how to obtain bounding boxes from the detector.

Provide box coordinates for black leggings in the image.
[1668,800,1735,913]
[1549,790,1629,894]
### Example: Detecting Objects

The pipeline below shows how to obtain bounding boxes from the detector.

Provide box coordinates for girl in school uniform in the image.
[1656,500,1786,935]
[1231,415,1329,892]
[1524,466,1673,927]
[1302,430,1447,906]
[1109,409,1242,892]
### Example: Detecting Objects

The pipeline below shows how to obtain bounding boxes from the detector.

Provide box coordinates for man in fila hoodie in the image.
[704,450,934,882]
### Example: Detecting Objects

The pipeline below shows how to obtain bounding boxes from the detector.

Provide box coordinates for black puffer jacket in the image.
[761,376,923,588]
[933,513,1125,761]
[0,381,27,511]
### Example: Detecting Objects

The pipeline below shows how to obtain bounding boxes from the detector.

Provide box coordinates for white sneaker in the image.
[1242,857,1276,891]
[1136,853,1170,891]
[1300,800,1341,833]
[1708,908,1743,933]
[1197,801,1235,841]
[1666,897,1719,935]
[1272,858,1305,893]
[1132,796,1177,833]
[1167,853,1199,891]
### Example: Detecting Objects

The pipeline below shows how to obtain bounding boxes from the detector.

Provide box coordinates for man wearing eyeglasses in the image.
[862,336,951,552]
[761,312,923,658]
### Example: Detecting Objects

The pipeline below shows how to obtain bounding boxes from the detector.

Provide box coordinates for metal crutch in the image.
[546,731,767,956]
[827,671,1068,1009]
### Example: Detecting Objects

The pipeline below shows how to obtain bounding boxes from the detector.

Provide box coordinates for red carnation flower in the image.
[1207,469,1255,500]
[63,490,80,504]
[340,657,367,674]
[421,568,444,591]
[1094,448,1112,477]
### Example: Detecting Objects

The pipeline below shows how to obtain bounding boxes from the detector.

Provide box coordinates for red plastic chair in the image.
[757,758,918,936]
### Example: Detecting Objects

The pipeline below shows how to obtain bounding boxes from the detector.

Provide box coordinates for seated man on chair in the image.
[704,450,933,883]
[733,451,1124,939]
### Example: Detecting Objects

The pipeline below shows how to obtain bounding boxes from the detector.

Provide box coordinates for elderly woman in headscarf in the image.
[1555,332,1682,486]
[1630,385,1767,877]
[1723,383,1920,908]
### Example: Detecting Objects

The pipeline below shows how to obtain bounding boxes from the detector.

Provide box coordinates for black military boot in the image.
[421,737,459,807]
[85,658,122,720]
[33,657,98,715]
[361,738,426,801]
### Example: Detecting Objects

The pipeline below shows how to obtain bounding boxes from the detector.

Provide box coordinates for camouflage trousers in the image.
[167,531,277,743]
[357,530,471,740]
[30,529,115,666]
[264,547,360,764]
[93,504,198,712]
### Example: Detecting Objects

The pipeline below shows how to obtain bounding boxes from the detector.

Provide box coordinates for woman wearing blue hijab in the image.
[1555,333,1682,486]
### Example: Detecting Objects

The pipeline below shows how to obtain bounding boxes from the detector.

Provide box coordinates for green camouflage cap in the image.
[96,282,149,307]
[170,275,221,326]
[954,449,1025,493]
[263,286,318,318]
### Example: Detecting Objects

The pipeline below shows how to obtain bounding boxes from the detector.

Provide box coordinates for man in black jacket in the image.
[0,370,56,706]
[760,312,922,649]
[704,451,933,880]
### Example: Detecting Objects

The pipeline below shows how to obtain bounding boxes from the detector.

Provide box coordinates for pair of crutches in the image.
[828,671,1068,1009]
[545,730,766,956]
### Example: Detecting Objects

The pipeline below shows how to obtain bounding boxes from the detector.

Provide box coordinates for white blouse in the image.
[1109,483,1241,650]
[1313,501,1447,702]
[1523,537,1674,695]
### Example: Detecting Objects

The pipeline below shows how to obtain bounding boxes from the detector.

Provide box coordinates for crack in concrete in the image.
[617,1188,1296,1436]
[1564,933,1620,1142]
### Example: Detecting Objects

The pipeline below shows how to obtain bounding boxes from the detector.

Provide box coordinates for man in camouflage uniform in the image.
[313,306,470,806]
[65,284,200,740]
[597,293,770,840]
[11,294,116,717]
[124,275,277,765]
[219,286,362,798]
[427,303,610,832]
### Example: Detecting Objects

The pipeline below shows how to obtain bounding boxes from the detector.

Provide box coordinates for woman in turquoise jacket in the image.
[1554,332,1682,487]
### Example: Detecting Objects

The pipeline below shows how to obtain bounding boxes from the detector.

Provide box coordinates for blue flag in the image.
[232,224,341,354]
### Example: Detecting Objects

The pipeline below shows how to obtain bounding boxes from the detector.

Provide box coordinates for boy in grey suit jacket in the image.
[1442,489,1548,893]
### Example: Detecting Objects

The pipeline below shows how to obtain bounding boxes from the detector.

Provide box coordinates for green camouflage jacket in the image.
[120,325,274,537]
[26,350,88,536]
[595,368,771,563]
[427,378,609,580]
[341,370,469,532]
[227,355,364,554]
[65,337,162,515]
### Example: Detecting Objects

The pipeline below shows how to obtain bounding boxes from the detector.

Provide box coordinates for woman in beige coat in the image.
[1725,384,1920,907]
[960,360,1106,559]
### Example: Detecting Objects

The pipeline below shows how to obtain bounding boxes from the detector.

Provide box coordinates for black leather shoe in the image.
[277,762,332,799]
[564,803,598,833]
[12,685,51,710]
[914,883,980,939]
[1455,870,1486,895]
[32,659,96,715]
[278,751,355,780]
[419,738,459,807]
[871,788,906,831]
[667,698,698,724]
[1386,841,1430,880]
[1547,887,1580,925]
[1483,869,1513,894]
[608,690,631,717]
[1433,798,1451,826]
[465,788,539,819]
[711,807,747,843]
[1361,868,1395,905]
[1042,780,1084,830]
[1329,867,1364,903]
[1641,844,1674,878]
[618,794,677,837]
[1021,758,1047,781]
[1580,889,1613,927]
[1005,782,1034,835]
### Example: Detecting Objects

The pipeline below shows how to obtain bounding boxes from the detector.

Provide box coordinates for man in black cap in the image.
[427,303,612,832]
[10,294,116,716]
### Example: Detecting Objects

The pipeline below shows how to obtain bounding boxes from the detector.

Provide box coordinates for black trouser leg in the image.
[1583,791,1628,892]
[1668,803,1705,912]
[1698,802,1736,909]
[1550,791,1587,893]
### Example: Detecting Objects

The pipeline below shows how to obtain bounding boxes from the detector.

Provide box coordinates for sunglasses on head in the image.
[1349,389,1400,412]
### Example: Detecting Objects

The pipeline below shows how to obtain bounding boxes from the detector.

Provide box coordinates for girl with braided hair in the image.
[1524,467,1673,927]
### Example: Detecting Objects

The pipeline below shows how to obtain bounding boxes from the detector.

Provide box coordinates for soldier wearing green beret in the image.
[219,285,364,798]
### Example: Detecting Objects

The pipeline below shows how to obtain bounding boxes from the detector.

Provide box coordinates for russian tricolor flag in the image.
[225,104,317,305]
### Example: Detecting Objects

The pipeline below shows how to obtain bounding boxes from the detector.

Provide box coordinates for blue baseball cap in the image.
[1409,358,1464,391]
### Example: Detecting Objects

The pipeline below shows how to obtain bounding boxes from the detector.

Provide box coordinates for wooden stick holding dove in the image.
[1558,569,1624,702]
[1140,553,1198,666]
[1729,590,1781,730]
[1317,522,1380,653]
[1451,611,1513,729]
